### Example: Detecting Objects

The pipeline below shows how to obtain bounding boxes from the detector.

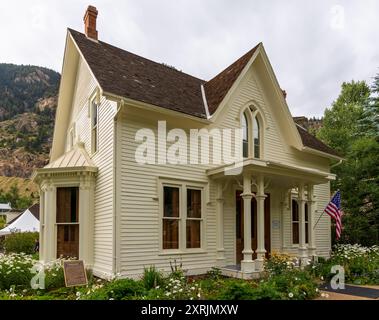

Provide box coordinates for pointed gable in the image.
[204,44,260,114]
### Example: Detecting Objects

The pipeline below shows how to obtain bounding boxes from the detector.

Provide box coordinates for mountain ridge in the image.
[0,63,60,178]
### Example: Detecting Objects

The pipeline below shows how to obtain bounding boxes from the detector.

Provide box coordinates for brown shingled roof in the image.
[68,29,339,158]
[296,125,341,157]
[69,28,207,118]
[204,44,260,114]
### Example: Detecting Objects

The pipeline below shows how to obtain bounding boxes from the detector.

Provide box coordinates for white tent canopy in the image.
[0,208,39,236]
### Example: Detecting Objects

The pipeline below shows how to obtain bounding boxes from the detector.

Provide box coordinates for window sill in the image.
[158,249,207,256]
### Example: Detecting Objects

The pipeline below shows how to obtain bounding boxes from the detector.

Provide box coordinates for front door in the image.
[236,191,271,264]
[56,187,79,259]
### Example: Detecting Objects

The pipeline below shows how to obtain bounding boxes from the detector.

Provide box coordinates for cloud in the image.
[0,0,378,117]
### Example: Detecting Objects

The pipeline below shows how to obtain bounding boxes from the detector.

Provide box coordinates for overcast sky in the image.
[0,0,378,117]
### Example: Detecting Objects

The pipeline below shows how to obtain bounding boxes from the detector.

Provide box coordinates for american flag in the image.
[324,191,342,239]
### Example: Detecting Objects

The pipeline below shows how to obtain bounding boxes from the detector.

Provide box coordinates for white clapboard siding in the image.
[67,56,116,276]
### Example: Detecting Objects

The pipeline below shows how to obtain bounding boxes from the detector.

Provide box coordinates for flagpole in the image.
[313,190,338,230]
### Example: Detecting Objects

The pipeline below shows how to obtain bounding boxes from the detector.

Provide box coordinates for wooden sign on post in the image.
[63,260,88,287]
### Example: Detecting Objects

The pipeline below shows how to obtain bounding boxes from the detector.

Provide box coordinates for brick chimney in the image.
[84,5,98,40]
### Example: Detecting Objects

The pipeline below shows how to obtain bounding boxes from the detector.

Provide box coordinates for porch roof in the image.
[31,142,98,182]
[43,142,95,170]
[206,158,335,185]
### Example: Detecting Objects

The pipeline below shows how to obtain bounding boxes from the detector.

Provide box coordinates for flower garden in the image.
[0,244,378,300]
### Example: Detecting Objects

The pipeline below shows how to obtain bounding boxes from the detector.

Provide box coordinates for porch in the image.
[207,158,335,275]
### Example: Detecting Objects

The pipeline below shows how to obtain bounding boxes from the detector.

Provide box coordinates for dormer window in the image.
[241,106,263,159]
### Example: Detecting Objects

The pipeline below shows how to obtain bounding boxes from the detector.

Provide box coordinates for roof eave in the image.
[103,91,212,124]
[301,146,344,161]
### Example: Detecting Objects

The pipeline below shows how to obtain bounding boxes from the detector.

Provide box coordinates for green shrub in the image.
[145,268,202,300]
[312,244,379,285]
[0,253,35,290]
[206,267,222,280]
[142,266,164,290]
[266,269,319,300]
[250,282,283,300]
[43,259,66,290]
[217,279,257,300]
[264,252,298,275]
[4,232,39,254]
[82,278,145,300]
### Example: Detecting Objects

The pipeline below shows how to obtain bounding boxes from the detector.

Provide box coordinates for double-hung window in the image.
[186,189,202,248]
[162,186,180,249]
[292,199,309,245]
[161,182,204,251]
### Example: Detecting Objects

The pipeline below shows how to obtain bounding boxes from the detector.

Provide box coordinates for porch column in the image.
[255,174,266,271]
[216,183,225,266]
[241,174,254,272]
[298,183,308,266]
[307,184,317,258]
[43,183,56,262]
[79,175,94,267]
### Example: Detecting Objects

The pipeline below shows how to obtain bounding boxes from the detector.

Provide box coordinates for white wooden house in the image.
[32,6,342,279]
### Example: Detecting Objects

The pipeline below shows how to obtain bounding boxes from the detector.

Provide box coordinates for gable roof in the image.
[69,28,207,118]
[204,45,259,114]
[67,29,339,158]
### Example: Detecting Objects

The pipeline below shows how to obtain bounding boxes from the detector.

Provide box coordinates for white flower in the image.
[288,292,294,298]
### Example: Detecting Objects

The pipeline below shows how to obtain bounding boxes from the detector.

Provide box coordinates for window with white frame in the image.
[90,97,98,154]
[162,186,180,249]
[240,106,262,159]
[292,199,309,245]
[161,182,204,250]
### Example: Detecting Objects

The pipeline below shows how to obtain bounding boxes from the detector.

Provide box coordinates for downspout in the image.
[112,99,123,277]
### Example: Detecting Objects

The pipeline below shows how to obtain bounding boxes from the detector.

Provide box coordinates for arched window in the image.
[242,112,249,158]
[253,116,260,158]
[241,107,262,159]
